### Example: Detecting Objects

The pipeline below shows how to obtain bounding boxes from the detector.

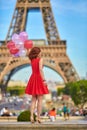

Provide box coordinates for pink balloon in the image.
[7,41,16,49]
[24,40,33,49]
[19,31,28,42]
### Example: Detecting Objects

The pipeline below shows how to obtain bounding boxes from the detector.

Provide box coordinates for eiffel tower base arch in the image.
[0,44,79,94]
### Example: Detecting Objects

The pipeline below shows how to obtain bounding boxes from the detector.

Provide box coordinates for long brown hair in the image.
[28,47,41,60]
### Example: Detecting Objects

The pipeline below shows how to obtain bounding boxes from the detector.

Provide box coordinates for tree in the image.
[63,80,87,107]
[57,88,64,96]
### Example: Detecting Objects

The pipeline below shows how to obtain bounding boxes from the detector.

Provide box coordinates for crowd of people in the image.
[0,102,87,123]
[42,103,87,122]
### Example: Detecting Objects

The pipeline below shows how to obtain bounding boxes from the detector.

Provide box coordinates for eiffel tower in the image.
[0,0,79,93]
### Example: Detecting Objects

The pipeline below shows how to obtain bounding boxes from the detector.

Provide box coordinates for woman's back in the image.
[31,58,40,74]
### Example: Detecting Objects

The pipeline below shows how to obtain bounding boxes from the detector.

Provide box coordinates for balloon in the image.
[7,41,15,49]
[12,33,21,44]
[15,41,24,50]
[19,31,28,42]
[18,49,27,57]
[24,40,33,49]
[13,53,20,57]
[8,32,29,57]
[9,47,19,54]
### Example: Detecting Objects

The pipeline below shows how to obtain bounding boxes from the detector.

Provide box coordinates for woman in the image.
[25,47,49,123]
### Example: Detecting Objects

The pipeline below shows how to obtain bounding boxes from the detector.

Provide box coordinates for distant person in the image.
[0,107,12,116]
[25,47,49,123]
[62,103,67,120]
[48,107,56,122]
[67,105,71,120]
[79,108,83,116]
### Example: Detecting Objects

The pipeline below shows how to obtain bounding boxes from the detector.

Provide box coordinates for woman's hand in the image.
[43,80,47,86]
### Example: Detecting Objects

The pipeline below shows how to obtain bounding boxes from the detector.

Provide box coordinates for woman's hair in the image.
[28,47,41,60]
[52,108,56,111]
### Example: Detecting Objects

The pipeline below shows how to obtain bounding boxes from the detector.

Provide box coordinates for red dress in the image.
[25,58,49,95]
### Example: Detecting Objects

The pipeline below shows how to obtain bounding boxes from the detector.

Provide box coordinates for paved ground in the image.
[0,119,87,130]
[0,118,87,125]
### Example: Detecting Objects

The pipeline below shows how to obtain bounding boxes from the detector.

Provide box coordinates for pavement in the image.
[0,118,87,130]
[0,117,87,125]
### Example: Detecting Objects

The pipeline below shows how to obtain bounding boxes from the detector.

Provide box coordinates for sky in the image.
[0,0,87,82]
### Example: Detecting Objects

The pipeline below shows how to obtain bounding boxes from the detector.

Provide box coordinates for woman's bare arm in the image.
[39,58,47,86]
[39,58,45,80]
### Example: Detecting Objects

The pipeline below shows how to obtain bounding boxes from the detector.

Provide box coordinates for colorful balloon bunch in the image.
[7,31,33,57]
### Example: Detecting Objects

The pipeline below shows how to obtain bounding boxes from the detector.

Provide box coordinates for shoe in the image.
[30,117,34,123]
[36,118,41,123]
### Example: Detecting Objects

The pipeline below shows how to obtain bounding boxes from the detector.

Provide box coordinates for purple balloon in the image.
[15,41,24,50]
[18,49,27,57]
[19,31,28,42]
[12,53,20,57]
[12,33,21,44]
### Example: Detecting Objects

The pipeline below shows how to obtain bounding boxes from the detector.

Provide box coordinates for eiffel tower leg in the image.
[0,57,13,94]
[45,58,79,83]
[5,6,27,42]
[2,69,15,94]
[0,81,5,94]
[58,60,80,82]
[41,4,60,44]
[43,45,80,82]
[0,55,29,94]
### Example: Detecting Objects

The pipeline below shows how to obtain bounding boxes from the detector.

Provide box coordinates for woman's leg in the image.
[37,95,43,120]
[30,95,37,120]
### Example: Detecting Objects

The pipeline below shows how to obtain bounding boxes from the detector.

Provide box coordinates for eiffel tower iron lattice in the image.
[0,0,80,93]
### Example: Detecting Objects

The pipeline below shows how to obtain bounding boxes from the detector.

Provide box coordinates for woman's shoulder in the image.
[39,57,43,61]
[39,57,44,63]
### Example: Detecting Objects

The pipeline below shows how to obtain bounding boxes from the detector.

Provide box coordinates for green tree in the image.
[7,86,25,96]
[57,88,64,96]
[63,80,87,107]
[63,82,72,95]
